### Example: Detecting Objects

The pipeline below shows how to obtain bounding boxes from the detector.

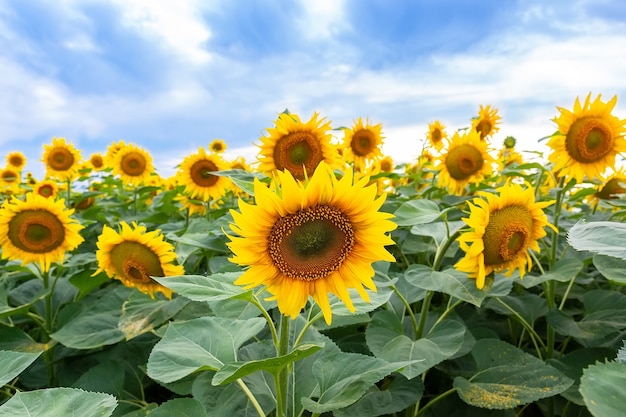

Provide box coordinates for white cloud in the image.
[296,0,349,39]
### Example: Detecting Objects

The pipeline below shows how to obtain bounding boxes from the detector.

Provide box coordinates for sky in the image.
[1,0,626,179]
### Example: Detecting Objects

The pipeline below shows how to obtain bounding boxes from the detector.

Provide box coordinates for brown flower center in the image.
[190,159,219,187]
[48,148,75,171]
[110,241,165,283]
[268,205,355,281]
[9,155,24,168]
[475,120,492,139]
[565,117,615,163]
[483,205,533,266]
[120,152,147,176]
[273,132,324,180]
[431,128,442,143]
[91,155,104,169]
[445,144,484,180]
[351,129,376,157]
[2,170,17,183]
[596,177,626,200]
[37,184,55,198]
[8,210,66,254]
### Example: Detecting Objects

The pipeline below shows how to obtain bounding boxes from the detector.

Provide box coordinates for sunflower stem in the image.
[392,285,419,339]
[66,178,71,209]
[275,315,291,417]
[41,269,57,386]
[415,291,433,340]
[236,379,266,417]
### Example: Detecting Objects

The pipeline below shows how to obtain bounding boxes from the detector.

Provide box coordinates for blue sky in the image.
[2,0,626,178]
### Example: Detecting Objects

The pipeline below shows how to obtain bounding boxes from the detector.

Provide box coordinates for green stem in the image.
[495,297,545,359]
[251,293,279,348]
[275,315,291,417]
[236,379,266,417]
[41,269,57,386]
[66,178,71,208]
[415,291,433,340]
[433,228,462,272]
[415,388,457,417]
[392,285,419,338]
[559,272,578,310]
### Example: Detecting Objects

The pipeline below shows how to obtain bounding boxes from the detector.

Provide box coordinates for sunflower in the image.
[342,117,384,170]
[594,169,626,200]
[472,105,501,140]
[227,161,397,324]
[1,167,19,185]
[230,156,250,171]
[94,221,184,298]
[0,193,84,272]
[426,120,448,151]
[177,147,232,202]
[547,93,626,183]
[6,151,26,171]
[209,139,227,154]
[174,194,207,217]
[41,137,82,180]
[435,129,494,195]
[34,179,59,199]
[258,111,339,181]
[105,140,127,166]
[111,143,155,186]
[89,153,105,171]
[455,182,556,289]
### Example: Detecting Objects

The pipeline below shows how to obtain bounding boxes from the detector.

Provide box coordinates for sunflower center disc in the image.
[351,130,375,156]
[8,210,66,254]
[38,185,54,197]
[446,144,484,180]
[483,205,533,265]
[565,117,615,163]
[191,159,219,187]
[431,129,442,142]
[269,205,355,281]
[121,152,147,176]
[273,132,324,180]
[110,241,165,283]
[475,121,492,139]
[596,177,626,200]
[49,149,75,171]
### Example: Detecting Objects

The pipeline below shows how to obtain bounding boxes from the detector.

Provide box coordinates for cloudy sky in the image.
[1,0,626,178]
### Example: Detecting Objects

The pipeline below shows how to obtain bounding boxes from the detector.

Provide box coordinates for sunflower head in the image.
[435,129,494,195]
[177,147,232,202]
[595,169,626,200]
[34,180,59,199]
[94,222,184,298]
[230,156,250,171]
[342,117,384,170]
[1,167,19,185]
[472,105,501,140]
[89,153,105,171]
[112,143,155,186]
[209,139,227,154]
[227,161,397,324]
[0,193,85,272]
[6,152,27,171]
[258,111,339,181]
[426,120,448,151]
[455,182,556,289]
[41,137,82,180]
[548,93,626,183]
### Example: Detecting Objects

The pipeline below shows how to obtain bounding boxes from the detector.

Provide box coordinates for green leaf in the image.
[152,272,246,302]
[453,339,573,409]
[484,294,548,325]
[311,287,394,318]
[118,292,190,340]
[393,199,444,226]
[567,221,626,260]
[580,361,626,417]
[617,340,626,364]
[147,316,266,383]
[517,258,584,288]
[71,360,125,397]
[333,375,424,417]
[0,350,43,387]
[148,398,209,417]
[366,310,465,379]
[593,254,626,285]
[212,343,323,385]
[210,169,263,196]
[0,387,118,417]
[405,265,512,307]
[301,351,415,414]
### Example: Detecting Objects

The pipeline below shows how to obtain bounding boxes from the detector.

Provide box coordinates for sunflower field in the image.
[1,94,626,417]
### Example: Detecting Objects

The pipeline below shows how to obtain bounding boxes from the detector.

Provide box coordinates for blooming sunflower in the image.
[472,105,501,140]
[426,120,448,151]
[0,193,84,272]
[209,139,227,154]
[112,143,155,186]
[6,151,27,171]
[455,182,556,289]
[89,153,105,171]
[435,129,494,195]
[547,93,626,183]
[34,179,59,199]
[258,111,339,181]
[227,161,397,324]
[177,147,232,202]
[594,169,626,200]
[41,137,82,180]
[342,117,384,170]
[94,221,184,298]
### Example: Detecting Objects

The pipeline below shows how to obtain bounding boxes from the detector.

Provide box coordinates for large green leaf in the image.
[148,398,209,417]
[567,221,626,260]
[517,258,584,288]
[147,316,266,383]
[580,361,626,417]
[404,264,512,307]
[0,350,43,387]
[0,387,117,417]
[365,310,465,379]
[593,254,626,285]
[393,199,444,226]
[310,287,394,318]
[453,339,573,409]
[152,272,247,302]
[212,343,323,385]
[300,351,416,413]
[118,292,189,340]
[71,360,125,397]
